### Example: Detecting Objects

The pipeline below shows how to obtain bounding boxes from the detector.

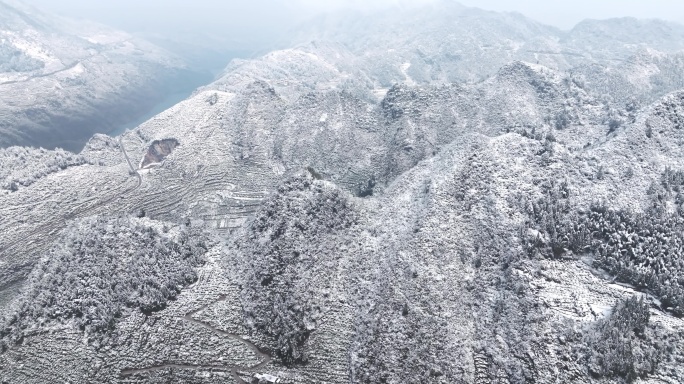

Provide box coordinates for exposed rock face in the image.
[141,138,179,168]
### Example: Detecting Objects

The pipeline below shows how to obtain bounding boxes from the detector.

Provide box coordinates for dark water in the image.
[109,89,195,137]
[108,49,254,138]
[7,49,249,153]
[8,70,215,153]
[108,68,215,138]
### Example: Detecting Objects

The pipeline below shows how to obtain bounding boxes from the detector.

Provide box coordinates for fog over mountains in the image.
[1,1,684,383]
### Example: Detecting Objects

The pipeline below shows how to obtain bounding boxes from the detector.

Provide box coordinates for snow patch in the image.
[10,39,51,62]
[372,88,389,100]
[59,62,85,79]
[399,62,416,86]
[83,32,129,45]
[589,303,613,318]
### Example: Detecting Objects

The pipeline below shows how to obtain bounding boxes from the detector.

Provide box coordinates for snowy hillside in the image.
[1,1,684,383]
[0,0,192,151]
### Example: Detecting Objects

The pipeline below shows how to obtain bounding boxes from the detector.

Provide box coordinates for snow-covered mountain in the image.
[1,2,684,383]
[0,0,197,151]
[201,3,684,112]
[283,3,684,89]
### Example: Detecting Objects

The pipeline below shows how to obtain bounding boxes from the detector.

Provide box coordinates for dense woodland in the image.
[524,171,684,317]
[0,146,89,191]
[236,173,358,365]
[0,217,208,352]
[582,296,664,381]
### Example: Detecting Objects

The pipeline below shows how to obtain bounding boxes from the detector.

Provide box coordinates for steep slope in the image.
[571,49,684,108]
[285,2,684,91]
[0,0,195,152]
[200,2,684,111]
[1,3,684,383]
[566,17,684,58]
[0,60,618,309]
[2,61,684,382]
[291,3,566,84]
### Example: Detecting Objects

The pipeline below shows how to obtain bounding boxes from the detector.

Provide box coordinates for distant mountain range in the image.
[1,1,684,383]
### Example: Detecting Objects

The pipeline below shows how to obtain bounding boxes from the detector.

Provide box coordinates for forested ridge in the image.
[0,217,208,352]
[2,1,684,383]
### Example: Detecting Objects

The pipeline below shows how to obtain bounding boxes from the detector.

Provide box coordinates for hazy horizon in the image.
[12,0,684,83]
[24,0,684,32]
[20,0,684,49]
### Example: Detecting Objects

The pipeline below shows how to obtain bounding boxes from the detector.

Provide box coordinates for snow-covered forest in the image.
[2,1,684,383]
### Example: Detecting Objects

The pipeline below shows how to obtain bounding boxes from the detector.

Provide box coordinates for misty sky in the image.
[23,0,684,29]
[20,0,684,54]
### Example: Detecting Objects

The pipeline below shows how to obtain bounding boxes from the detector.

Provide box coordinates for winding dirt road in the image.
[120,295,271,383]
[0,61,82,86]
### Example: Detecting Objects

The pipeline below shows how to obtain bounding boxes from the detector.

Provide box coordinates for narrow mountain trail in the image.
[119,136,142,190]
[0,61,81,86]
[119,295,272,383]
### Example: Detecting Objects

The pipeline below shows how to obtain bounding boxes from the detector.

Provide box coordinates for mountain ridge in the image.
[1,2,684,383]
